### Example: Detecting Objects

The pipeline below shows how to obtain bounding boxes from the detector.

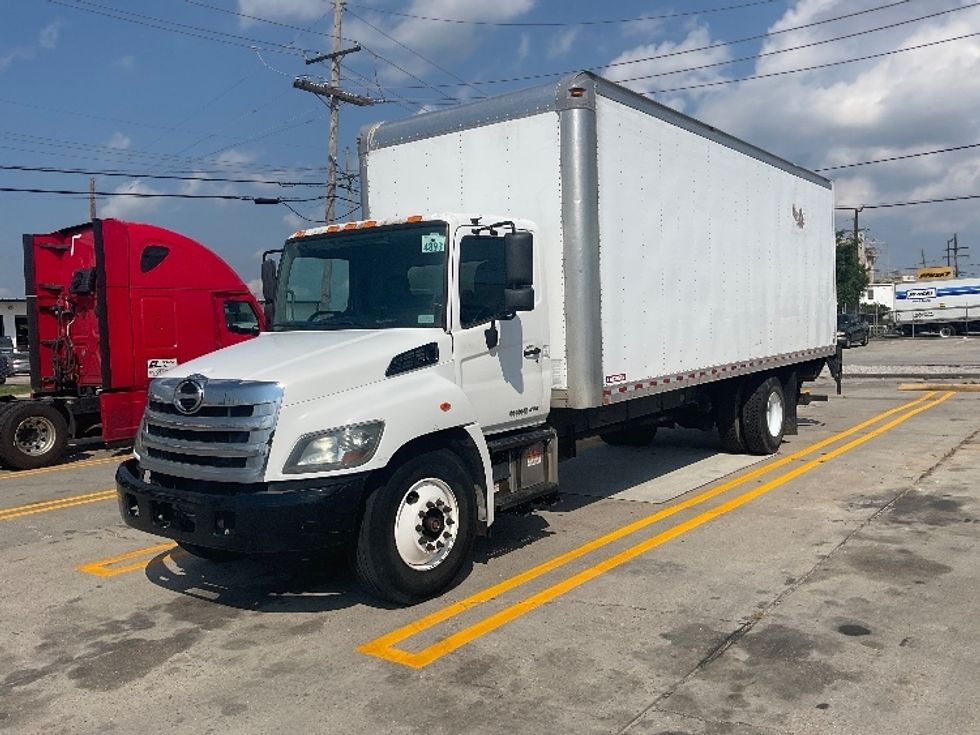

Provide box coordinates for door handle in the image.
[523,346,542,360]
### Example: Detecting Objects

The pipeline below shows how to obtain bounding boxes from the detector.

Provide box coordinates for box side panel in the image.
[595,97,835,390]
[363,112,569,389]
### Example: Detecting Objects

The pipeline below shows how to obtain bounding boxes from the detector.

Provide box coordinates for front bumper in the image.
[115,459,369,554]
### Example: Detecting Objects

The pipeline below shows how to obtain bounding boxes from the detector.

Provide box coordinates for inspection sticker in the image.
[421,233,446,253]
[147,358,177,378]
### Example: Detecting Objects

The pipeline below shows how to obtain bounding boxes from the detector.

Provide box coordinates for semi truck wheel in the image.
[355,450,476,604]
[0,402,69,470]
[741,377,786,455]
[938,325,955,338]
[599,426,657,446]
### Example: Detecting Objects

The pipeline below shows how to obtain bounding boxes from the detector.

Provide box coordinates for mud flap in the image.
[826,342,843,395]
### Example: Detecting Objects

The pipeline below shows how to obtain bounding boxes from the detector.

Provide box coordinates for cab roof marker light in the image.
[361,220,377,228]
[343,222,358,230]
[406,215,423,222]
[326,224,341,232]
[292,230,306,238]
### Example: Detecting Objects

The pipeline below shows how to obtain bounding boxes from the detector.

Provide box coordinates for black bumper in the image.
[115,459,369,554]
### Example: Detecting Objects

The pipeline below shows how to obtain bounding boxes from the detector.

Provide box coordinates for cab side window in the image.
[224,300,260,334]
[459,236,506,327]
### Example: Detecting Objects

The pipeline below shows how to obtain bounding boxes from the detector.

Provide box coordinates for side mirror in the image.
[504,231,534,313]
[261,258,277,303]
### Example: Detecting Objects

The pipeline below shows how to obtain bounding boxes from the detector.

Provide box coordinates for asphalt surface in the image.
[1,340,978,734]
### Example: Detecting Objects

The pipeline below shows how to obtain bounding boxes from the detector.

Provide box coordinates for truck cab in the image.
[117,214,554,603]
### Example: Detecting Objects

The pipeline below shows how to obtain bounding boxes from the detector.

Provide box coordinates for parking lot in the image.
[1,341,978,734]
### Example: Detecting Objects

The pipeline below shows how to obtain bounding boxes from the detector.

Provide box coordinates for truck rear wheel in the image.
[599,426,658,447]
[938,325,955,338]
[0,402,69,470]
[355,450,476,605]
[741,376,785,455]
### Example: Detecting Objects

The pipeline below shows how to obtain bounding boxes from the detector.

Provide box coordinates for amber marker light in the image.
[439,402,452,412]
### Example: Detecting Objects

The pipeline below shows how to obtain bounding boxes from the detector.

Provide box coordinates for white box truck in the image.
[893,277,980,337]
[116,73,839,603]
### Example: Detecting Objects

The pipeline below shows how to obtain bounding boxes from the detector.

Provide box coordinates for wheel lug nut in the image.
[426,501,435,508]
[435,499,444,507]
[415,525,423,532]
[443,532,451,539]
[418,510,426,518]
[446,519,454,526]
[425,543,435,551]
[436,541,444,549]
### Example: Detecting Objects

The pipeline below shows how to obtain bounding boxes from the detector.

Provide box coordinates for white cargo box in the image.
[893,278,980,324]
[360,72,836,410]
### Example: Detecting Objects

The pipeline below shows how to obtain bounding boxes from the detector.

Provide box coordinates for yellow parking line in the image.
[0,488,116,521]
[359,391,953,668]
[0,456,122,480]
[77,542,178,577]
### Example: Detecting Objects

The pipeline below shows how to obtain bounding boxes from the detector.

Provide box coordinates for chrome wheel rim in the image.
[14,416,57,456]
[393,477,459,570]
[766,391,784,438]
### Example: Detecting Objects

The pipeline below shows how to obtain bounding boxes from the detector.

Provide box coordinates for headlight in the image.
[284,421,384,474]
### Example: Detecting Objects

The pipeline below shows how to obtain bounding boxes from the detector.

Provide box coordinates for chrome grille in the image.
[139,376,282,483]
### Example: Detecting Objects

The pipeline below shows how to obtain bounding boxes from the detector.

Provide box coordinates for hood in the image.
[164,329,449,405]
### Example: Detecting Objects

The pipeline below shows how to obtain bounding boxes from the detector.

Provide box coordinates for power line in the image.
[357,44,458,101]
[0,164,322,187]
[0,186,332,203]
[838,194,980,210]
[390,0,912,89]
[617,2,979,85]
[816,142,980,172]
[47,0,314,56]
[344,8,487,99]
[646,31,980,95]
[345,0,780,27]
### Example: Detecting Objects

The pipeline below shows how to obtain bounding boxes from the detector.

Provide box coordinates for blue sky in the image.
[2,0,979,298]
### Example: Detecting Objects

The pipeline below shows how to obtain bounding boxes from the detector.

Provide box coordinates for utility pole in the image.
[88,177,97,220]
[292,0,373,224]
[946,233,969,277]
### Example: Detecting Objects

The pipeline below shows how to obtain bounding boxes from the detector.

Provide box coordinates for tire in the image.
[740,376,786,455]
[599,426,658,447]
[861,332,870,346]
[0,401,69,470]
[177,542,244,562]
[715,384,747,453]
[355,449,476,605]
[938,325,955,339]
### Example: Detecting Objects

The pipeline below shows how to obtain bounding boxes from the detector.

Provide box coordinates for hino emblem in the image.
[174,376,206,415]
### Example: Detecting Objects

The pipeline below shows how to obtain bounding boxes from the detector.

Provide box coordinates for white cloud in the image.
[0,48,32,72]
[38,20,62,49]
[604,25,733,113]
[547,28,579,59]
[237,0,330,23]
[0,287,12,298]
[516,33,531,64]
[281,211,306,230]
[101,181,164,220]
[106,132,131,150]
[245,278,264,299]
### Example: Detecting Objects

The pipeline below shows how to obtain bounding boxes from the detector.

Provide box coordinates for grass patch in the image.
[0,384,30,397]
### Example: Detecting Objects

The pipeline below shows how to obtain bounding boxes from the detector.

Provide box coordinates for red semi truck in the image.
[0,219,263,470]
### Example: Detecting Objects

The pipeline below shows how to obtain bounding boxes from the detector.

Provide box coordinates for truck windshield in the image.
[272,222,448,331]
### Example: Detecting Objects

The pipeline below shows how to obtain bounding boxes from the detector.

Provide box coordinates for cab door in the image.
[453,229,550,433]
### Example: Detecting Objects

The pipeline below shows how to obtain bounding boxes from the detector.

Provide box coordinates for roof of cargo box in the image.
[359,71,831,189]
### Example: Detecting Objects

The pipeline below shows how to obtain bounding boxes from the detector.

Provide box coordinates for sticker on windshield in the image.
[421,233,446,254]
[418,314,435,325]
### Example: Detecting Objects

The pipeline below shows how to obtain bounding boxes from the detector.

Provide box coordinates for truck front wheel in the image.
[0,402,69,470]
[355,450,476,604]
[741,376,785,455]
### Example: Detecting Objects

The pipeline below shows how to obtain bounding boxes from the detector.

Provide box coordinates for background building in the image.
[0,298,28,350]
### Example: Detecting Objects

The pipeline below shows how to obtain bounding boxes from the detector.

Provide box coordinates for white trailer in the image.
[115,73,839,603]
[893,277,980,337]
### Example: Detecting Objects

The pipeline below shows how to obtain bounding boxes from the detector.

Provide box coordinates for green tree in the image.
[836,229,869,312]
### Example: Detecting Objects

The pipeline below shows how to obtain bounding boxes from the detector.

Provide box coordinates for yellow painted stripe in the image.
[0,488,116,521]
[360,392,952,668]
[0,455,122,481]
[899,383,980,392]
[358,392,936,656]
[77,542,178,577]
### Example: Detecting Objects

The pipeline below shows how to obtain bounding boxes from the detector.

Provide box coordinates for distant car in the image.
[0,353,8,384]
[837,313,870,347]
[9,351,29,374]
